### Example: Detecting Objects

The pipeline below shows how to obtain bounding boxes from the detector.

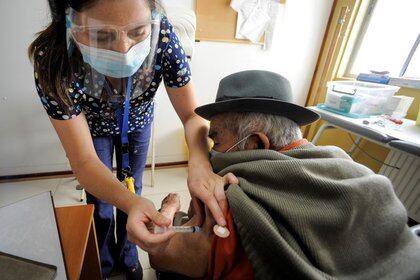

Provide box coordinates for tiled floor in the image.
[0,167,190,280]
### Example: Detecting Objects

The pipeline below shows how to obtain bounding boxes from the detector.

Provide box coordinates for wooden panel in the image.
[195,0,264,44]
[55,205,101,280]
[80,220,102,280]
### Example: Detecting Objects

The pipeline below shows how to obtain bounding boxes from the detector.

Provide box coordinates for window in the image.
[340,0,420,79]
[400,34,419,78]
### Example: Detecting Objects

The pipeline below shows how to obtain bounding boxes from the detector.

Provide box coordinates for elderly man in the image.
[149,70,420,280]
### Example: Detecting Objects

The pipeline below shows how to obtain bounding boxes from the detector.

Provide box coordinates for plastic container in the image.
[384,95,414,119]
[323,81,400,117]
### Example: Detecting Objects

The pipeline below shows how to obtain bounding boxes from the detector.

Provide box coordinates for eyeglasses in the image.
[68,19,158,49]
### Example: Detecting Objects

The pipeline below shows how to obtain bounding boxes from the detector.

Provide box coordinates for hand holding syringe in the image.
[152,193,230,237]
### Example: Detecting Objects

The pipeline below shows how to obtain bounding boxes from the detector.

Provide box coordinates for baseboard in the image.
[0,161,188,183]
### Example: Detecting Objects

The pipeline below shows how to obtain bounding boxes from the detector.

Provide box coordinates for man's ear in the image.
[246,132,270,150]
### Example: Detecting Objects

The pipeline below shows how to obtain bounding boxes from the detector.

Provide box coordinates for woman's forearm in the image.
[165,82,210,166]
[165,82,226,225]
[183,114,211,166]
[71,156,139,214]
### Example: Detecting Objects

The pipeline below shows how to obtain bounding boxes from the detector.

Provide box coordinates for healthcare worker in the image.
[29,0,229,278]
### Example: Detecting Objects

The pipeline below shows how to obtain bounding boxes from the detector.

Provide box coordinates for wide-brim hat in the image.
[195,70,320,126]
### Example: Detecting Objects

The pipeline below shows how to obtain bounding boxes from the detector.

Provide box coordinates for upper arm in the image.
[50,113,98,169]
[33,60,96,167]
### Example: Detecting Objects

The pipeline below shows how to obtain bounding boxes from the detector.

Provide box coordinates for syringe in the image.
[153,226,202,234]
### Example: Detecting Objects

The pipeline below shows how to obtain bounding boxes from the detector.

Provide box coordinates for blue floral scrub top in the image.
[34,17,191,137]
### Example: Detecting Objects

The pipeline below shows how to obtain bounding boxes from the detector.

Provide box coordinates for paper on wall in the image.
[264,0,285,50]
[235,12,246,40]
[231,0,271,43]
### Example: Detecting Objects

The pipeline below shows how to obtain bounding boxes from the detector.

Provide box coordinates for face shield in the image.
[65,0,163,100]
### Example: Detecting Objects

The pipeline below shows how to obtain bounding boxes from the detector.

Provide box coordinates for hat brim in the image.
[195,98,320,126]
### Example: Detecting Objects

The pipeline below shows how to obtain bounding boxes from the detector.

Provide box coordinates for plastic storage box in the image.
[319,81,400,118]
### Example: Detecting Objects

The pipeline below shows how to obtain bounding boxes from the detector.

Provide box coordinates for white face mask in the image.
[74,35,151,78]
[209,134,252,158]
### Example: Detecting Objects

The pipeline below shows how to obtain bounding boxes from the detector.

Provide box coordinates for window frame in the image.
[336,0,420,89]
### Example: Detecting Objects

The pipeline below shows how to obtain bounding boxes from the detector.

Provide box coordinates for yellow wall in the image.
[312,87,420,173]
[398,88,420,120]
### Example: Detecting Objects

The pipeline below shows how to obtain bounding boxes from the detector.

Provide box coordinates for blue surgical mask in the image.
[75,35,151,78]
[209,135,252,159]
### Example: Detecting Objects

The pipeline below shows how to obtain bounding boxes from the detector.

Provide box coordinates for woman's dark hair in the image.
[28,0,98,107]
[28,0,161,107]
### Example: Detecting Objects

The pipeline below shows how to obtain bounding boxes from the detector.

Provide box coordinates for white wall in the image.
[153,0,333,163]
[0,0,72,176]
[0,0,333,176]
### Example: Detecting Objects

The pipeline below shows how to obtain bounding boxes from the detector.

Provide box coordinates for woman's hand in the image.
[187,162,239,227]
[126,196,176,255]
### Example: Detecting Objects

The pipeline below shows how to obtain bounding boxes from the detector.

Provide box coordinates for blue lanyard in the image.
[104,77,133,176]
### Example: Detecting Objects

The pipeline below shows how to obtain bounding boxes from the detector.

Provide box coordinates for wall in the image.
[0,0,333,176]
[0,0,70,176]
[153,0,334,163]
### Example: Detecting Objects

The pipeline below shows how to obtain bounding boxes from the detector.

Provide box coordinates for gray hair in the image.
[217,112,302,150]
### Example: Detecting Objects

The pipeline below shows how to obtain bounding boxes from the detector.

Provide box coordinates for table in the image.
[55,204,102,280]
[309,106,420,157]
